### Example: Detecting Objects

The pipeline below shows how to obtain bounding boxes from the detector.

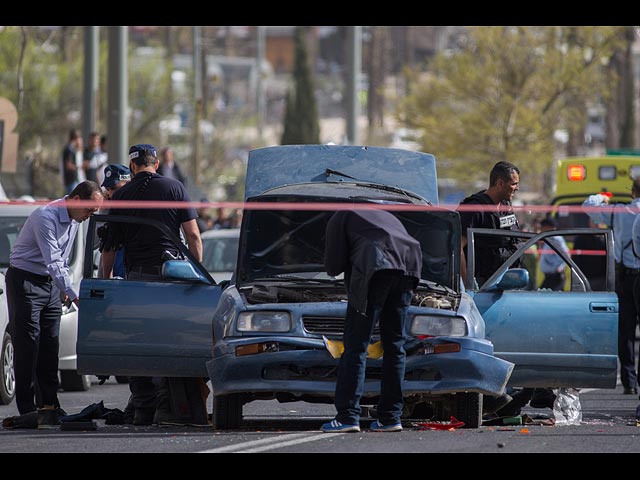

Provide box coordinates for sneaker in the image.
[370,420,402,432]
[321,419,361,433]
[37,407,62,429]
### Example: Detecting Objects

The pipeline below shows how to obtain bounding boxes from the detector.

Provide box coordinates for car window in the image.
[472,229,610,293]
[0,216,27,269]
[202,236,239,273]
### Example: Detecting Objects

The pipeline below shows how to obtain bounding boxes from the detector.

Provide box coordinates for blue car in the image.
[77,145,617,429]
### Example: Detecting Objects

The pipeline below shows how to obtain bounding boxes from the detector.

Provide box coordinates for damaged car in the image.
[77,145,617,429]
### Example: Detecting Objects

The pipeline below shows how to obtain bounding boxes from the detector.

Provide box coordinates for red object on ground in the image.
[416,416,465,430]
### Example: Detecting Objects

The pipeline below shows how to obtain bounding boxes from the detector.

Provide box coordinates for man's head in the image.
[101,164,131,199]
[128,144,158,174]
[488,161,520,203]
[67,180,104,222]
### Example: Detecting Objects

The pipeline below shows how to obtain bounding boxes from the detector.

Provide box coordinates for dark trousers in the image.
[5,267,61,414]
[620,271,640,389]
[541,271,565,291]
[335,271,413,426]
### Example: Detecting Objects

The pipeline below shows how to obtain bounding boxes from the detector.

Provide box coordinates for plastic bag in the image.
[552,387,582,426]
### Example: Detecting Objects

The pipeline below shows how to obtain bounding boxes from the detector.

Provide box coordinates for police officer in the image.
[101,144,202,425]
[458,161,522,287]
[584,180,640,395]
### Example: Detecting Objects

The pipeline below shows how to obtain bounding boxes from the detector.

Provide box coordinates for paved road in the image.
[1,380,639,453]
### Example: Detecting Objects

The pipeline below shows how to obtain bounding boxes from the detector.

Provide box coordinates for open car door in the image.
[76,215,223,378]
[467,227,617,389]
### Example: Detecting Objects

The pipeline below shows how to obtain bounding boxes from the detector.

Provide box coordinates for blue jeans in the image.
[334,271,413,426]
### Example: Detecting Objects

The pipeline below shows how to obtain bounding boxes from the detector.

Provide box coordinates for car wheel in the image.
[59,370,92,392]
[453,392,483,428]
[115,376,129,384]
[0,332,15,405]
[213,394,243,430]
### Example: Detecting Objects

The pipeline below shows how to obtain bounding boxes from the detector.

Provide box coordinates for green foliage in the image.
[399,26,626,196]
[281,26,320,145]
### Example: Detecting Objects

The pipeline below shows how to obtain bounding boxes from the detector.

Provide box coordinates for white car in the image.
[200,228,239,284]
[0,271,14,404]
[0,204,92,404]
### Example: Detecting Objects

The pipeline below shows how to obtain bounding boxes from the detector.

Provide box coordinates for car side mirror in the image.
[494,268,529,291]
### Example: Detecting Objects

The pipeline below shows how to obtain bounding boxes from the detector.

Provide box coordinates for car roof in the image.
[0,204,39,216]
[201,228,240,239]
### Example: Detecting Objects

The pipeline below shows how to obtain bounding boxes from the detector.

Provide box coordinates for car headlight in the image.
[410,315,467,337]
[237,311,291,333]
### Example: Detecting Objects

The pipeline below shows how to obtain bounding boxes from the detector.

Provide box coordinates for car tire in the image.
[213,394,243,430]
[453,392,483,428]
[59,370,92,392]
[115,376,129,384]
[0,332,15,405]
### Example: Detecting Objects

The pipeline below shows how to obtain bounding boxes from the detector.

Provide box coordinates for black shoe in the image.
[529,388,556,409]
[133,409,155,426]
[623,387,638,395]
[483,394,513,415]
[37,407,62,429]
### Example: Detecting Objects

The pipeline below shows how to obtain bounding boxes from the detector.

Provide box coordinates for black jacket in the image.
[458,191,522,284]
[325,209,422,313]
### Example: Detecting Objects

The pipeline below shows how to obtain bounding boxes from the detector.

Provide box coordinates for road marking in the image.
[199,432,340,453]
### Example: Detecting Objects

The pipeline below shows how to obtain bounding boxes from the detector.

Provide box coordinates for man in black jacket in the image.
[321,209,422,433]
[458,161,522,287]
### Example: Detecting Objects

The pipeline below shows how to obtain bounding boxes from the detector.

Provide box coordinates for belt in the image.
[8,266,52,282]
[128,265,161,275]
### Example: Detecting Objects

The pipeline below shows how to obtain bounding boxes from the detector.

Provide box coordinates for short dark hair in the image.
[632,178,640,196]
[540,217,556,229]
[69,180,103,200]
[489,161,520,186]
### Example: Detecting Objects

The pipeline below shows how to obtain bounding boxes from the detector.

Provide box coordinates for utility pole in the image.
[256,26,266,140]
[193,26,202,186]
[107,26,128,166]
[346,26,362,145]
[83,26,99,142]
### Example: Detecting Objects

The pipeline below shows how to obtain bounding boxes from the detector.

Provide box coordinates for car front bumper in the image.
[207,336,513,400]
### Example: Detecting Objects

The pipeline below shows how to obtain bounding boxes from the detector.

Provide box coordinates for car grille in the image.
[302,316,380,336]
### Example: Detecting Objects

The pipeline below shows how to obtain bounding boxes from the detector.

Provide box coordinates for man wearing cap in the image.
[5,181,103,425]
[98,164,131,279]
[583,179,640,396]
[100,144,202,426]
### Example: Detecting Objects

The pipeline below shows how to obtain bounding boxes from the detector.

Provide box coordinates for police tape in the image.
[0,199,630,214]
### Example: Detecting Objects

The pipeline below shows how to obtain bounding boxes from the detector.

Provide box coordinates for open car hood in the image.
[237,188,461,291]
[245,145,439,205]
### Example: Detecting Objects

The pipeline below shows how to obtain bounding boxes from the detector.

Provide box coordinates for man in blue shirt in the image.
[538,218,571,291]
[584,180,640,395]
[5,181,103,425]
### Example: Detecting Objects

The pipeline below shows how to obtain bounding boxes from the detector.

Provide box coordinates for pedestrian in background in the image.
[5,181,103,426]
[157,146,186,185]
[321,209,422,433]
[61,129,85,194]
[583,180,640,395]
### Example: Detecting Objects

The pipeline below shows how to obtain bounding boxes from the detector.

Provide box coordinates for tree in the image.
[281,26,320,145]
[399,26,627,197]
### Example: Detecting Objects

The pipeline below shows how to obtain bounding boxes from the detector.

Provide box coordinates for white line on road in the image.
[198,432,340,453]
